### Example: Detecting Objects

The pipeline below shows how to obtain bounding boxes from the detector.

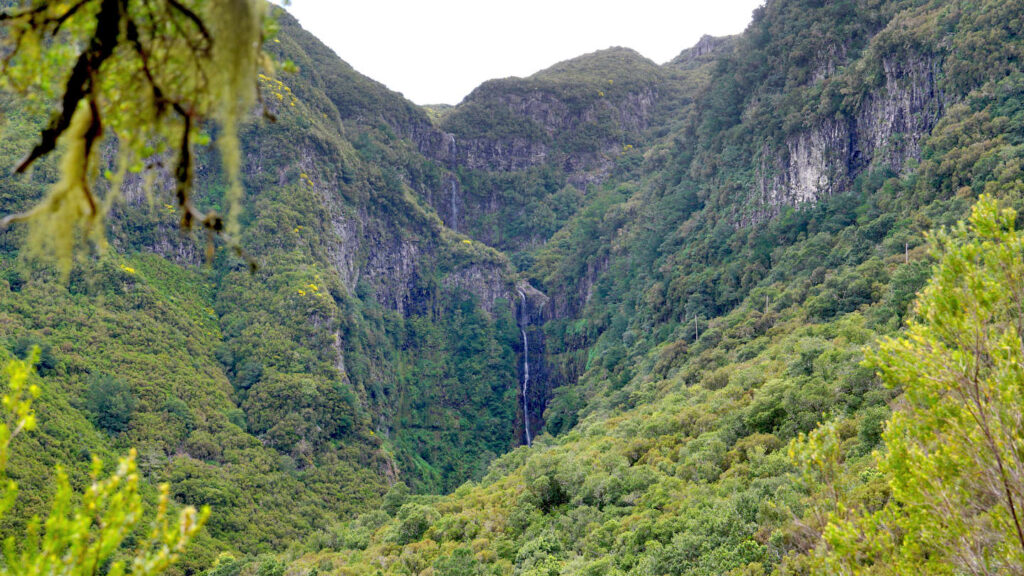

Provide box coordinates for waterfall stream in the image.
[449,180,459,232]
[517,288,532,447]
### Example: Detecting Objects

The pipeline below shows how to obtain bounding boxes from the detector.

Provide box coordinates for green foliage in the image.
[818,195,1024,574]
[85,374,137,434]
[262,0,1024,574]
[434,547,483,576]
[0,252,386,555]
[204,553,245,576]
[382,483,411,516]
[0,5,529,564]
[10,336,56,376]
[0,351,207,576]
[4,0,1024,574]
[0,0,270,273]
[394,503,440,545]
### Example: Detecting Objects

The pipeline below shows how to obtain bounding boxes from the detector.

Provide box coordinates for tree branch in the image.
[15,0,123,174]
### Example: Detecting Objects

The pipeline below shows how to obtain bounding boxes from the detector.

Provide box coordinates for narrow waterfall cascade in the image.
[450,179,459,232]
[517,288,532,447]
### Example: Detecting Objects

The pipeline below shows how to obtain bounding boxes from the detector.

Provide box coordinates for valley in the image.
[2,0,1024,574]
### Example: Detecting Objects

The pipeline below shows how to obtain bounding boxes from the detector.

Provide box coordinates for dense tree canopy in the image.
[819,195,1024,574]
[2,0,1024,573]
[1,351,207,575]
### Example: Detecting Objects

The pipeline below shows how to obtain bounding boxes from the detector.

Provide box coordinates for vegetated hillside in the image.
[262,0,1023,574]
[3,0,1024,573]
[0,8,530,570]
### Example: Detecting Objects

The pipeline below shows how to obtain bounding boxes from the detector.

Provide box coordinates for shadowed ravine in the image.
[517,287,532,447]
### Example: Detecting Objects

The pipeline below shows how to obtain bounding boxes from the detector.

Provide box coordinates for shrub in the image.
[85,374,137,434]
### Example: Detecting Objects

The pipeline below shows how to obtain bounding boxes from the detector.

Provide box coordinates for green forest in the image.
[2,0,1024,574]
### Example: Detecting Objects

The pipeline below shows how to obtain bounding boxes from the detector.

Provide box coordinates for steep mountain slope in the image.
[402,44,733,436]
[419,46,717,258]
[3,0,1024,574]
[0,8,525,567]
[530,0,1024,425]
[260,0,1024,574]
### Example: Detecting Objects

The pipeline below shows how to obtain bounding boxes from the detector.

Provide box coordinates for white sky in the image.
[278,0,765,105]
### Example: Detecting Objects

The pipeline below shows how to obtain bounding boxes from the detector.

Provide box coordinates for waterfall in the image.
[517,288,532,447]
[449,179,459,232]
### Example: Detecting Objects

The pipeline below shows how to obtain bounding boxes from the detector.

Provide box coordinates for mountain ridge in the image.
[2,0,1024,574]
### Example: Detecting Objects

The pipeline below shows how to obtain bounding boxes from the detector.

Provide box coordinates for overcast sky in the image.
[278,1,765,105]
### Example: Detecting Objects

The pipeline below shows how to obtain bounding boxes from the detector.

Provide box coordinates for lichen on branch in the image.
[0,0,274,274]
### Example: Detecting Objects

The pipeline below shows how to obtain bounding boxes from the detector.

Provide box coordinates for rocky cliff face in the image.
[381,23,956,445]
[113,17,531,494]
[671,34,738,69]
[754,49,945,218]
[516,281,551,440]
[443,263,513,316]
[856,52,944,173]
[400,48,666,254]
[448,85,657,183]
[203,5,959,459]
[757,119,852,211]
